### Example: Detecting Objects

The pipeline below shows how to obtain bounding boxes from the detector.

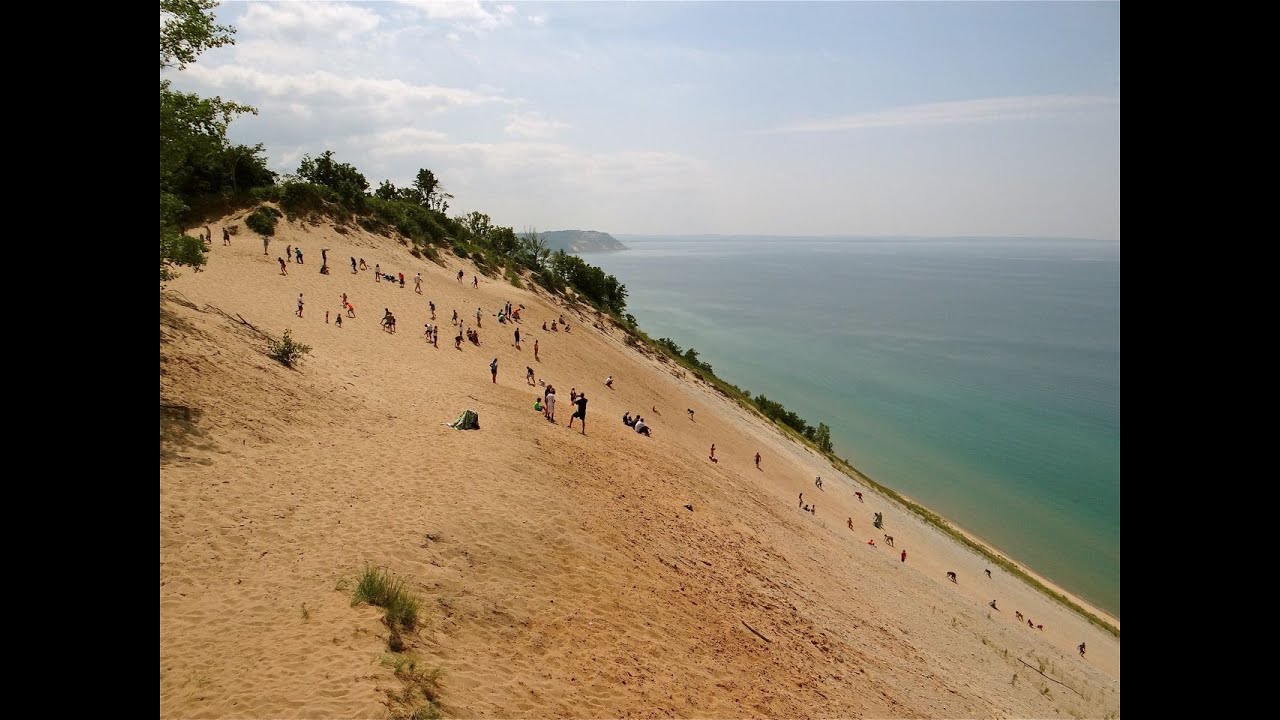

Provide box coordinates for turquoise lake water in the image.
[590,236,1120,618]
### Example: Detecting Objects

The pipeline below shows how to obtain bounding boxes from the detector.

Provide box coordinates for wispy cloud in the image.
[504,112,570,139]
[772,95,1118,133]
[182,65,514,117]
[396,0,515,33]
[241,2,381,40]
[364,138,705,191]
[528,15,546,26]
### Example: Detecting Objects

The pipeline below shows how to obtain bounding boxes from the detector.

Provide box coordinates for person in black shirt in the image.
[568,394,588,434]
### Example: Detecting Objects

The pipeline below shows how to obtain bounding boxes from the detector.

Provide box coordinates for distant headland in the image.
[542,230,628,253]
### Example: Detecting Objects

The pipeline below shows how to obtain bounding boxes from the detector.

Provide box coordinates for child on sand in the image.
[901,550,907,563]
[278,257,287,275]
[351,257,358,273]
[399,273,405,288]
[1079,642,1086,657]
[534,339,539,361]
[335,314,342,328]
[295,247,303,264]
[415,273,423,293]
[527,366,535,385]
[326,311,330,324]
[296,293,304,317]
[287,245,293,262]
[605,375,613,389]
[709,444,717,462]
[375,263,381,281]
[360,258,368,270]
[429,301,436,319]
[755,452,762,470]
[223,227,230,245]
[490,357,498,383]
[514,327,521,349]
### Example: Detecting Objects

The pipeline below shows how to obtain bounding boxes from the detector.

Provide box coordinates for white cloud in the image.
[182,65,514,119]
[356,127,451,147]
[363,138,705,192]
[446,32,461,42]
[396,0,515,32]
[528,15,546,26]
[504,112,570,139]
[240,2,380,41]
[773,95,1119,133]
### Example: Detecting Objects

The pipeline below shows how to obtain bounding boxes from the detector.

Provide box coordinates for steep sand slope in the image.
[161,210,1120,718]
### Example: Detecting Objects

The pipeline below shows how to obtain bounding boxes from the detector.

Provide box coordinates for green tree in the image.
[160,0,254,281]
[160,0,234,70]
[375,180,399,201]
[296,151,369,208]
[413,169,438,205]
[461,211,492,239]
[814,423,834,453]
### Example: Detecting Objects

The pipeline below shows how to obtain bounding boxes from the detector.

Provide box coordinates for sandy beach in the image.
[160,210,1120,718]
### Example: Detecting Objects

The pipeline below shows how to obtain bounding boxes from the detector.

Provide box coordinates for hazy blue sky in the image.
[169,1,1121,240]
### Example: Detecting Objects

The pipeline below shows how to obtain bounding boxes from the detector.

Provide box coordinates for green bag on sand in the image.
[448,410,480,430]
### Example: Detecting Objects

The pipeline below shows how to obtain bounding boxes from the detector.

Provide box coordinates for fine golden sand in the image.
[160,209,1120,718]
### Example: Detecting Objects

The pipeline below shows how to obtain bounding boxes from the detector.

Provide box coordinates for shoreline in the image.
[836,459,1120,634]
[591,237,1119,631]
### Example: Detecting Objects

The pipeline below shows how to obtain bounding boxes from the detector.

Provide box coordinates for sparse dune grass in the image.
[352,565,421,632]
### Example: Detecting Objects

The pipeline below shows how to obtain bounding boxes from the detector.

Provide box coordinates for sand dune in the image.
[161,209,1120,718]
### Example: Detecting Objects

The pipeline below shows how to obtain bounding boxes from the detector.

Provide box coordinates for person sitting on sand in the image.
[543,321,548,331]
[867,539,875,547]
[359,258,368,270]
[634,417,651,437]
[534,396,543,412]
[989,599,999,611]
[623,412,633,427]
[605,375,613,389]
